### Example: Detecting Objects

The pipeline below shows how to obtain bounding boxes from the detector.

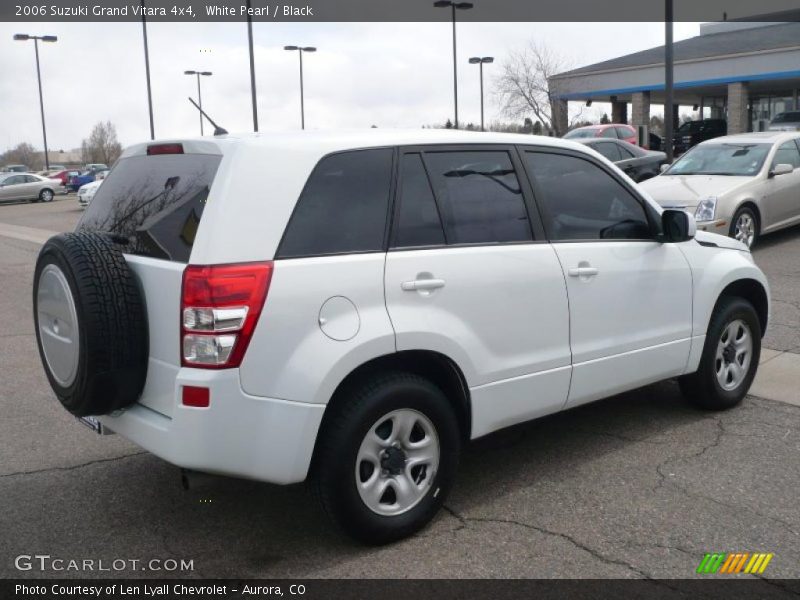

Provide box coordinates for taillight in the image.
[180,262,273,368]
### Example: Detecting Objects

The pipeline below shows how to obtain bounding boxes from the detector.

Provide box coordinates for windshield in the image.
[772,112,800,123]
[564,128,599,139]
[665,143,770,176]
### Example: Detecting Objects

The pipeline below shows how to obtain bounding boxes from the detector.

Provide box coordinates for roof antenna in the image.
[188,97,228,136]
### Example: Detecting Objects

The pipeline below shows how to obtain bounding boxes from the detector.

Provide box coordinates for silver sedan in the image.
[0,172,66,203]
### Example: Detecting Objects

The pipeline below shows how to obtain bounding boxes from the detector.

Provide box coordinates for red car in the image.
[47,169,78,187]
[564,123,640,146]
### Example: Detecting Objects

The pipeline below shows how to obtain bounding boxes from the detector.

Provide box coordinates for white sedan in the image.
[77,171,108,208]
[641,131,800,247]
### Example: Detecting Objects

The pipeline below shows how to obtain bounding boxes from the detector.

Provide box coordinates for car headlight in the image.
[695,197,717,222]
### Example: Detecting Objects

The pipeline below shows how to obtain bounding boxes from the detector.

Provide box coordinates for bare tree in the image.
[0,142,38,168]
[81,121,123,166]
[495,41,581,137]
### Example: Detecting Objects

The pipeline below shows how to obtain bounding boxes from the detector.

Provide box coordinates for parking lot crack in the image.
[0,451,147,479]
[444,509,655,579]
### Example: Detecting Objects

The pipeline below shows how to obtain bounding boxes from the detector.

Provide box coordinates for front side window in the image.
[422,151,532,244]
[525,152,651,241]
[278,148,393,258]
[600,128,618,139]
[772,140,800,169]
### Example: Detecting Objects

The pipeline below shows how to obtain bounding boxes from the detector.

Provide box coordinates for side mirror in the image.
[659,163,670,174]
[770,163,793,177]
[661,209,696,243]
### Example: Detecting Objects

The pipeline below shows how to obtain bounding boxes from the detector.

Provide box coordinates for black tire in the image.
[33,232,148,417]
[313,372,461,544]
[729,206,759,248]
[39,188,54,203]
[679,297,761,410]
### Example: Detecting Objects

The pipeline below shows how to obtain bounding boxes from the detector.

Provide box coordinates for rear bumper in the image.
[99,369,325,484]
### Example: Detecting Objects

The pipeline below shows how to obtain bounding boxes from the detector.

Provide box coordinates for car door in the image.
[613,142,646,181]
[763,139,800,229]
[522,148,693,408]
[23,175,42,200]
[384,146,572,438]
[0,175,25,201]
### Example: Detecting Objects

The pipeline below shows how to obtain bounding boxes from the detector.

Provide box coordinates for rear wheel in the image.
[39,188,54,203]
[729,206,758,248]
[313,372,460,544]
[679,297,761,410]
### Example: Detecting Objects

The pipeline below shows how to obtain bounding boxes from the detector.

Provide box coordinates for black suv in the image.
[673,119,727,155]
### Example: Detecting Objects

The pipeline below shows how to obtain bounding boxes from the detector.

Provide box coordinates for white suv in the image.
[33,130,769,543]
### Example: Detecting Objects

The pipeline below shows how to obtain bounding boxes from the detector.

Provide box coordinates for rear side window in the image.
[525,152,651,241]
[616,126,634,139]
[422,151,532,244]
[278,149,393,258]
[78,152,222,262]
[600,128,618,139]
[593,142,622,162]
[393,154,445,247]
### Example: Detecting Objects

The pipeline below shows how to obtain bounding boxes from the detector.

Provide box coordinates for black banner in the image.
[4,579,800,600]
[2,0,800,23]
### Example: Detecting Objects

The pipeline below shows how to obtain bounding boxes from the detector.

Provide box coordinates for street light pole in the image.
[14,33,57,170]
[184,70,212,135]
[664,0,674,162]
[141,0,155,140]
[284,46,316,130]
[434,1,473,129]
[246,0,258,132]
[469,56,493,131]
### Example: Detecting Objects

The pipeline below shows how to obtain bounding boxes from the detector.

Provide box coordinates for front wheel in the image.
[679,297,761,410]
[313,372,461,544]
[729,206,758,248]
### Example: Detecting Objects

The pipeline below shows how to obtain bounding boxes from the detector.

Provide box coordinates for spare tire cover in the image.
[33,232,148,416]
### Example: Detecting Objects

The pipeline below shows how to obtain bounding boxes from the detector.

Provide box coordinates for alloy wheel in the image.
[355,409,440,516]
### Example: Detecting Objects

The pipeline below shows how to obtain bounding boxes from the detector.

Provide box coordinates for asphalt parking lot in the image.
[1,195,800,580]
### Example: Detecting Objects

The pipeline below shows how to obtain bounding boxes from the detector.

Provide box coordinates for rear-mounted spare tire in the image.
[33,232,148,417]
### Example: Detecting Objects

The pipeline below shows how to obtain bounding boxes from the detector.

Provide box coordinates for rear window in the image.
[77,153,221,263]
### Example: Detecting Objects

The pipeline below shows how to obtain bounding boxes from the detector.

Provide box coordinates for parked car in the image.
[672,119,727,155]
[0,172,65,203]
[768,111,800,132]
[33,130,768,544]
[47,169,77,187]
[648,132,663,152]
[576,138,668,182]
[68,168,108,192]
[77,171,108,208]
[641,131,800,248]
[84,163,108,172]
[2,164,29,173]
[564,123,639,146]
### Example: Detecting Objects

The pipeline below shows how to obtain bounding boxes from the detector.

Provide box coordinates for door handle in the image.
[401,278,446,291]
[568,267,599,278]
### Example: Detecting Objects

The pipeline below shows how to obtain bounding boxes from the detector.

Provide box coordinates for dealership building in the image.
[549,21,800,140]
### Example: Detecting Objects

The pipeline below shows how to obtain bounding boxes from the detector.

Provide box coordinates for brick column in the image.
[551,98,568,137]
[728,82,750,134]
[632,91,651,146]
